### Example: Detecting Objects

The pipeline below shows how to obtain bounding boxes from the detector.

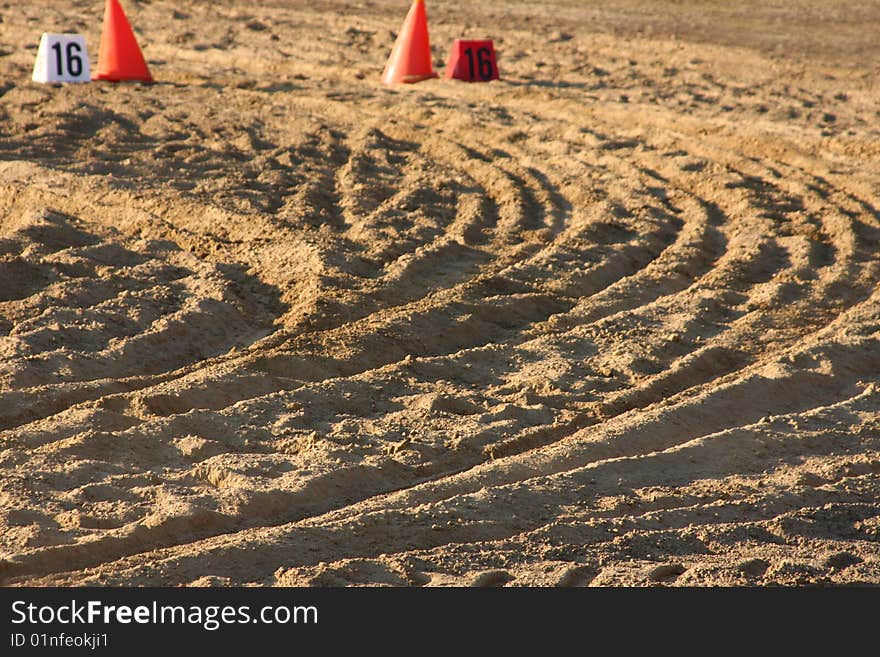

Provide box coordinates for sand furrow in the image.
[2,0,879,586]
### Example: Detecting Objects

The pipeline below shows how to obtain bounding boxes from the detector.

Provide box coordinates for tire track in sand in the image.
[1,0,879,585]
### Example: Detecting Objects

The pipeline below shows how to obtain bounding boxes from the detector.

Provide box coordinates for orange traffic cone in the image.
[382,0,437,85]
[93,0,153,82]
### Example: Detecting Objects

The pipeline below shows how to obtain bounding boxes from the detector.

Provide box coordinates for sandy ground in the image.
[1,0,879,586]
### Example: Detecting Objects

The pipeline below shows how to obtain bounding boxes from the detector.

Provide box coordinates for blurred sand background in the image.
[1,0,879,586]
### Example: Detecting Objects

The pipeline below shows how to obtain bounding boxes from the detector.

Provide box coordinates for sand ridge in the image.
[0,0,879,586]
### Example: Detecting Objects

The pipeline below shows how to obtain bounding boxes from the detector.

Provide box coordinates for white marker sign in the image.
[32,33,91,84]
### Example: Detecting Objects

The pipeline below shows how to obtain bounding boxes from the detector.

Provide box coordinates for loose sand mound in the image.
[1,0,879,586]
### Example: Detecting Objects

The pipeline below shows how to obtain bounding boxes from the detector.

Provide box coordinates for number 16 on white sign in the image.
[32,33,91,84]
